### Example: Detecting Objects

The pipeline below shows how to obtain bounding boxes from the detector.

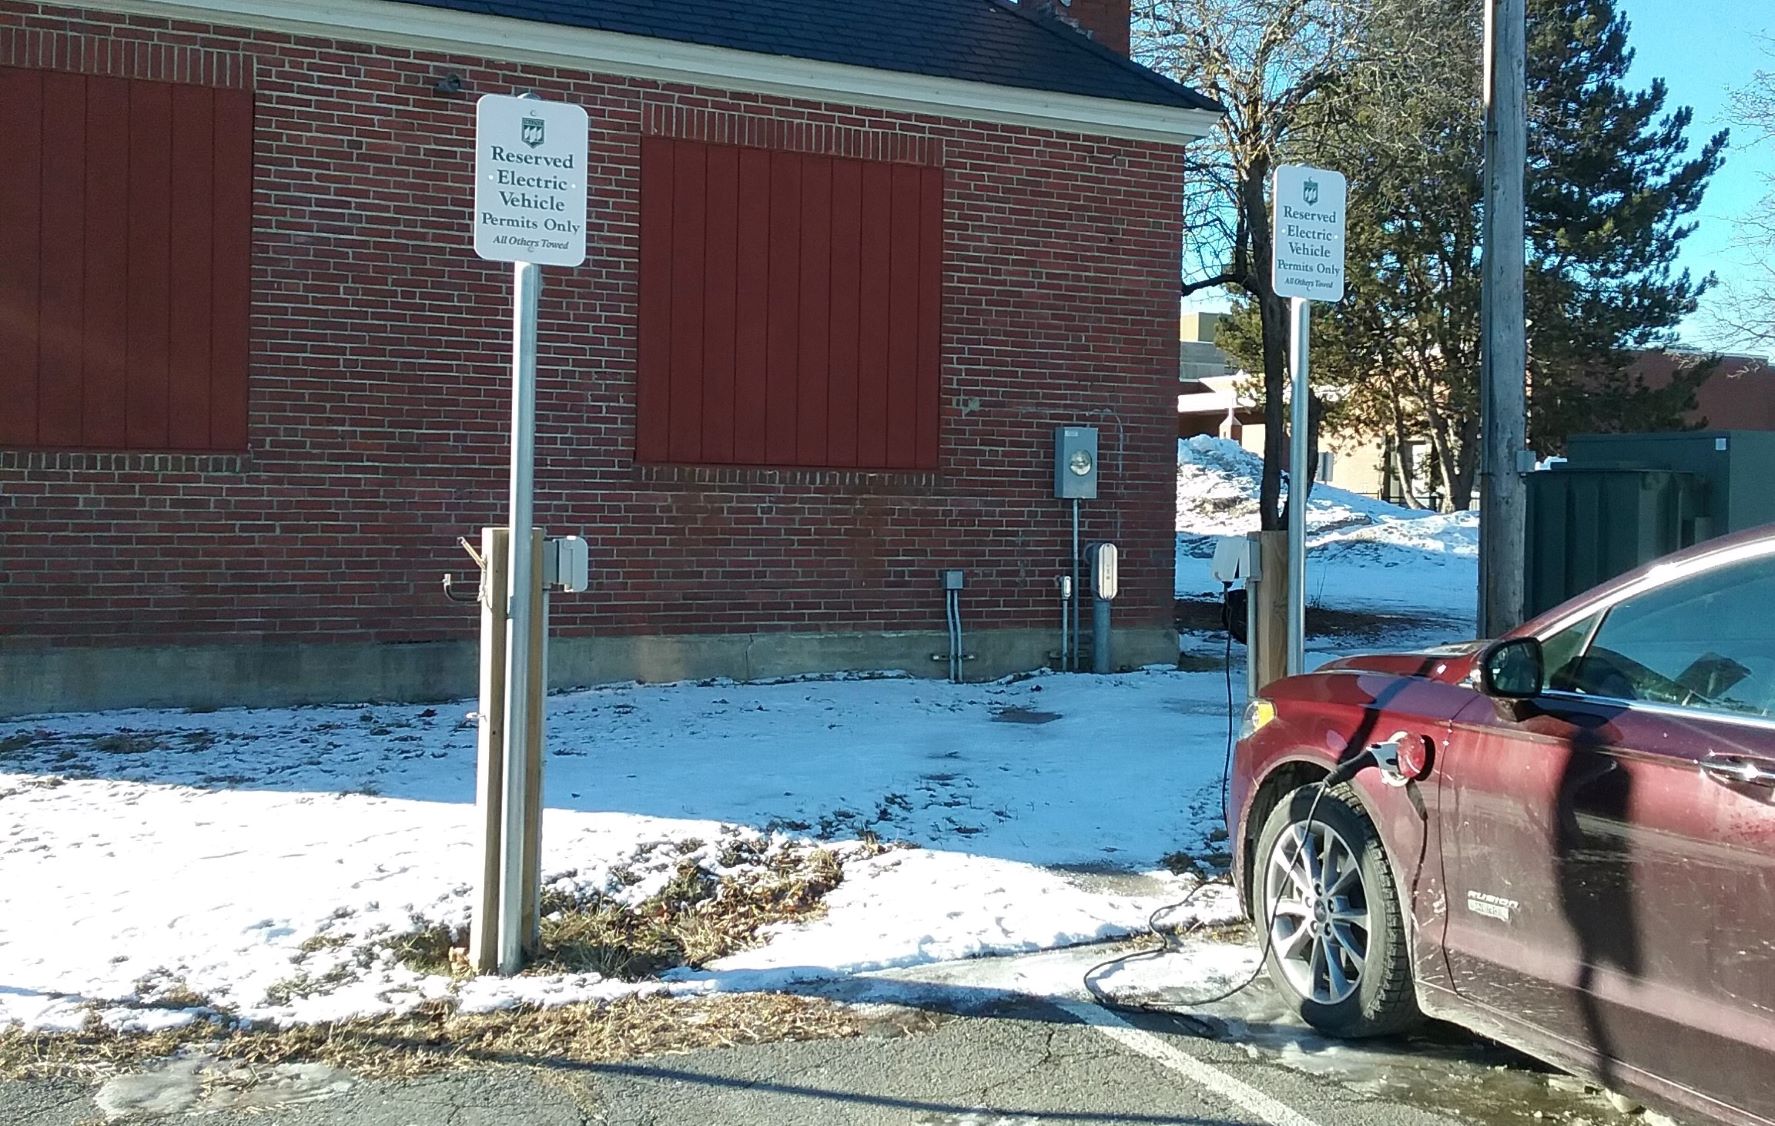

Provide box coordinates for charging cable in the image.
[1081,748,1378,1019]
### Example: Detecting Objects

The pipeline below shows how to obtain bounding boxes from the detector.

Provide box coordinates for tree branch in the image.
[1181,272,1247,296]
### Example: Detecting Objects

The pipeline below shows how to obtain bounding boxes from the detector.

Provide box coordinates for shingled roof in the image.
[397,0,1220,113]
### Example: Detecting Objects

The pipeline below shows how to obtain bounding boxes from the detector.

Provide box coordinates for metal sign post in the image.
[1270,165,1347,677]
[498,261,541,975]
[471,92,588,975]
[1285,295,1311,677]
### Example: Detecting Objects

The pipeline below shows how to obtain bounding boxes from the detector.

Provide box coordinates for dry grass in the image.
[0,993,862,1083]
[0,834,887,1086]
[0,841,882,1086]
[476,843,848,983]
[87,733,161,755]
[0,1021,200,1081]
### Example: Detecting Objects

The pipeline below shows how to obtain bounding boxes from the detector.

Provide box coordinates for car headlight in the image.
[1239,698,1277,742]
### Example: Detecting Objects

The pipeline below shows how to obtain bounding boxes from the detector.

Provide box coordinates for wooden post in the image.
[1480,0,1528,636]
[520,528,545,956]
[1249,530,1290,693]
[470,526,509,973]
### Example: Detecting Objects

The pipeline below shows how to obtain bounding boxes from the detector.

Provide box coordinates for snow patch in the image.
[1175,436,1478,621]
[0,670,1242,1030]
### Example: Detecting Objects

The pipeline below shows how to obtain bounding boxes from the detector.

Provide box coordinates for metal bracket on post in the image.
[442,537,488,604]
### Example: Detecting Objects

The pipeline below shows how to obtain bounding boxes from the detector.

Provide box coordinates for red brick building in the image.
[1632,349,1774,430]
[0,0,1218,714]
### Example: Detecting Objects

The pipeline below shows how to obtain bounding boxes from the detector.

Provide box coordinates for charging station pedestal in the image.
[459,526,589,974]
[1214,531,1290,698]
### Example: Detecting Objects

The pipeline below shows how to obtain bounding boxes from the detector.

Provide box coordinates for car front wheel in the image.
[1254,783,1419,1037]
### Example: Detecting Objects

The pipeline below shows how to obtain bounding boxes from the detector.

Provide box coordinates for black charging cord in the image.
[1081,776,1343,1019]
[1221,588,1234,827]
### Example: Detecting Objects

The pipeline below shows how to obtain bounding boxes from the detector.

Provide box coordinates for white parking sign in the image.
[1270,165,1346,302]
[473,94,588,267]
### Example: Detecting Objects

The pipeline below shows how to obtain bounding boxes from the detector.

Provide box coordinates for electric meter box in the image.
[1055,426,1099,500]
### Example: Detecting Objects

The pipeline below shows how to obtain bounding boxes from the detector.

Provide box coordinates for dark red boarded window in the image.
[637,138,942,470]
[0,66,252,453]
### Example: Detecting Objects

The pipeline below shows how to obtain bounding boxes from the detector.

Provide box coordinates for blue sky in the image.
[1624,0,1771,352]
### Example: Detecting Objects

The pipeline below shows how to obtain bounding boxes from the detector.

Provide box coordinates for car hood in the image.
[1316,639,1487,684]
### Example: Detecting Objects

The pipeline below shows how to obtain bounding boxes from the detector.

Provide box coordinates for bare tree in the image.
[1134,0,1367,528]
[1715,46,1775,353]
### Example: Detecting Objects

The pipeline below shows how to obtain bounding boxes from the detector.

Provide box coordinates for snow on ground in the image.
[0,670,1243,1033]
[1175,436,1478,623]
[0,441,1486,1039]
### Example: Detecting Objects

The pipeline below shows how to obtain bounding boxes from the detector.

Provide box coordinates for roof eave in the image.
[83,0,1224,144]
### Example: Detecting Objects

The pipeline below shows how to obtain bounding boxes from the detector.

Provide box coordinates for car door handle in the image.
[1701,753,1775,788]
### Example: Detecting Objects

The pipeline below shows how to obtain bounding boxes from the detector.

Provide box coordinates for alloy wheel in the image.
[1264,818,1372,1006]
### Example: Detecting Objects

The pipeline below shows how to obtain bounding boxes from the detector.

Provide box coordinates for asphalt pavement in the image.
[0,990,1647,1126]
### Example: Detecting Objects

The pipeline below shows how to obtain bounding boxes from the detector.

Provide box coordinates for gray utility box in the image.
[1525,430,1775,616]
[1525,467,1708,617]
[1564,430,1775,534]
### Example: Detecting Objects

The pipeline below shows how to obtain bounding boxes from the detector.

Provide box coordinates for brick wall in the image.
[0,1,1185,661]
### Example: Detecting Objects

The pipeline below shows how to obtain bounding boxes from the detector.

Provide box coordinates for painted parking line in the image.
[1052,999,1323,1126]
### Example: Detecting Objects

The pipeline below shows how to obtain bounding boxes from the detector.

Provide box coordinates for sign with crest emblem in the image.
[1267,164,1347,681]
[473,94,588,267]
[1270,164,1346,302]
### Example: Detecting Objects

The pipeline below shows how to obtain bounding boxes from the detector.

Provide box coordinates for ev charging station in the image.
[456,92,592,975]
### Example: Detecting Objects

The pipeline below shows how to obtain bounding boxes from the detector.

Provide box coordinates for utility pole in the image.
[1479,0,1528,637]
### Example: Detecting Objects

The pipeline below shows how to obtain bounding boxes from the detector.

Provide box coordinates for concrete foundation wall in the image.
[0,627,1179,717]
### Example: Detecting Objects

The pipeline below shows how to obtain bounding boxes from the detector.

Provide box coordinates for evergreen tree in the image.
[1522,0,1724,453]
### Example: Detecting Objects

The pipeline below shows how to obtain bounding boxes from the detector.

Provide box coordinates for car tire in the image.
[1253,783,1420,1038]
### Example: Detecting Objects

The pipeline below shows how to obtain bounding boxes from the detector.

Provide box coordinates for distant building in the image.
[1174,314,1395,500]
[1177,323,1775,508]
[1631,350,1773,428]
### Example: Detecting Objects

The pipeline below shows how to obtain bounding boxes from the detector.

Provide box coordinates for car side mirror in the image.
[1479,637,1544,719]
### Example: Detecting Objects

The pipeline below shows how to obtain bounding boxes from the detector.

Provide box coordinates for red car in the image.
[1229,526,1775,1126]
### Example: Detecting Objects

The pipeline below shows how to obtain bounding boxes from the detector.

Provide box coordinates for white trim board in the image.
[76,0,1221,144]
